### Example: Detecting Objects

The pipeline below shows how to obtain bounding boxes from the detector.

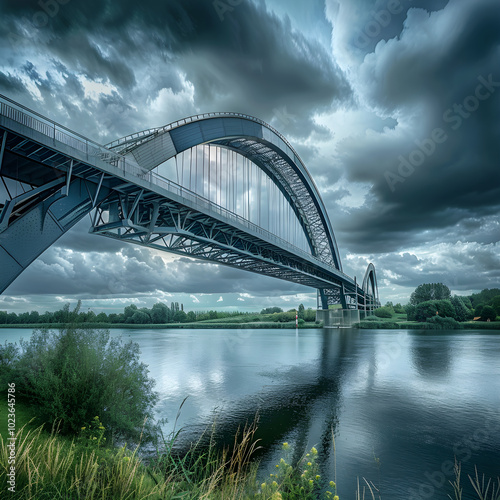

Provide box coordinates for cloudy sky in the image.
[0,0,499,314]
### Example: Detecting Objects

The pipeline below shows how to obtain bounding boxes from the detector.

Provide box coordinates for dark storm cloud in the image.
[1,0,350,140]
[0,70,24,93]
[332,0,500,257]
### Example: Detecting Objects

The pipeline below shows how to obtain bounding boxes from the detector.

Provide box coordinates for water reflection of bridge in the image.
[0,94,379,319]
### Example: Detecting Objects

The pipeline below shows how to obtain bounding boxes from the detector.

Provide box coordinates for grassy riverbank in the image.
[2,402,498,499]
[0,318,322,330]
[355,312,500,330]
[0,397,338,500]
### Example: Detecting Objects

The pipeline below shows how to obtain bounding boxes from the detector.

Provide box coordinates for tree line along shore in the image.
[1,284,499,330]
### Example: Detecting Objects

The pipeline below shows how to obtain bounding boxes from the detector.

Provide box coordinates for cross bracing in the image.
[0,94,379,310]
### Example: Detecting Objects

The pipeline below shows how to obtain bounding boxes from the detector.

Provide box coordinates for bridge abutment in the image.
[316,309,367,328]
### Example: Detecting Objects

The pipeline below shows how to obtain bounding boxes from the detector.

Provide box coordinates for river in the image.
[1,327,499,499]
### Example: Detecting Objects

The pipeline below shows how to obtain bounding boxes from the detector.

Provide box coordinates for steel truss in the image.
[0,95,379,310]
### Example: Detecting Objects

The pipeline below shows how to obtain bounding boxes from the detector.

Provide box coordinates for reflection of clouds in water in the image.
[209,370,224,386]
[187,374,203,393]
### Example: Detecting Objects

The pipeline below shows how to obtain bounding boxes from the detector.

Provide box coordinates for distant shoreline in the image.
[0,321,320,330]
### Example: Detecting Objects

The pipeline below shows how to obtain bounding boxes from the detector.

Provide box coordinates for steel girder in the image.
[90,188,346,290]
[106,114,342,272]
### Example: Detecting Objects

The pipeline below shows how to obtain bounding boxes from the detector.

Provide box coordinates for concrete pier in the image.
[316,309,368,328]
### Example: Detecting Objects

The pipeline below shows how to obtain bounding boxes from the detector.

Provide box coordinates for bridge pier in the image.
[316,309,367,328]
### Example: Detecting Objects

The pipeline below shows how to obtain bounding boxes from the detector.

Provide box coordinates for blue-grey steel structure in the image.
[0,94,379,311]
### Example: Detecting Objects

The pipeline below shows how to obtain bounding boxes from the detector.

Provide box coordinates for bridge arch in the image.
[362,263,379,312]
[106,114,342,272]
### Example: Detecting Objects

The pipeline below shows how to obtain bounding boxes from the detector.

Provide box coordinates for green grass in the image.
[0,316,322,330]
[1,419,498,499]
[0,393,39,439]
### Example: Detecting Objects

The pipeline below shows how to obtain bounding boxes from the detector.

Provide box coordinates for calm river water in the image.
[2,327,499,499]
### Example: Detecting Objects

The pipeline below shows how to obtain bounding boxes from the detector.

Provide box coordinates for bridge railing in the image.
[0,94,358,287]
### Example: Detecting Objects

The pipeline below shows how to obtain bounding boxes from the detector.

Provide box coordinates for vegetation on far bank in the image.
[0,302,320,329]
[356,284,500,330]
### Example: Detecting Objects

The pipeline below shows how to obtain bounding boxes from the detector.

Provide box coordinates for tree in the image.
[173,310,187,323]
[150,302,170,324]
[450,296,472,322]
[261,307,283,314]
[7,325,158,441]
[130,310,151,324]
[96,312,108,323]
[481,305,497,322]
[298,303,305,319]
[410,283,451,305]
[491,296,500,316]
[393,303,406,314]
[124,304,138,323]
[405,303,416,321]
[470,288,500,308]
[475,304,485,317]
[436,300,456,319]
[415,301,438,322]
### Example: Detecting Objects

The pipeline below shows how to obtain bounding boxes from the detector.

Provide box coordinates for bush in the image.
[374,306,393,318]
[7,326,158,442]
[393,303,406,314]
[415,300,457,322]
[425,316,462,329]
[405,303,416,321]
[481,305,497,322]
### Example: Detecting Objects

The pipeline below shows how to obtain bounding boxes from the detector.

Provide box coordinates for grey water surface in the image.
[2,327,499,499]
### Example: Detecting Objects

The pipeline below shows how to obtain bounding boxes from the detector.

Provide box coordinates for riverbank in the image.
[0,396,337,499]
[2,400,498,500]
[0,320,321,330]
[355,319,500,330]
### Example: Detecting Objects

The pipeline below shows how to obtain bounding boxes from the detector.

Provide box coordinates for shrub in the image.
[405,303,416,321]
[374,306,393,318]
[481,305,497,322]
[425,316,462,329]
[415,301,438,322]
[393,303,406,314]
[7,326,158,442]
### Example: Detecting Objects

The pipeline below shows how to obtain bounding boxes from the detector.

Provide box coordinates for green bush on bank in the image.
[0,325,158,442]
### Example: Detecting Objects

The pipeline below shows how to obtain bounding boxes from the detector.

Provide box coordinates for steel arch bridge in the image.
[0,94,379,313]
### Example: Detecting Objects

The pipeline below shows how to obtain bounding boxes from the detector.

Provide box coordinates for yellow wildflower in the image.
[311,447,318,455]
[307,461,312,466]
[330,481,336,488]
[81,427,86,430]
[282,442,289,450]
[316,475,320,480]
[334,496,339,500]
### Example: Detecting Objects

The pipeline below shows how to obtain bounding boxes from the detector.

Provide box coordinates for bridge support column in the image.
[316,309,366,328]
